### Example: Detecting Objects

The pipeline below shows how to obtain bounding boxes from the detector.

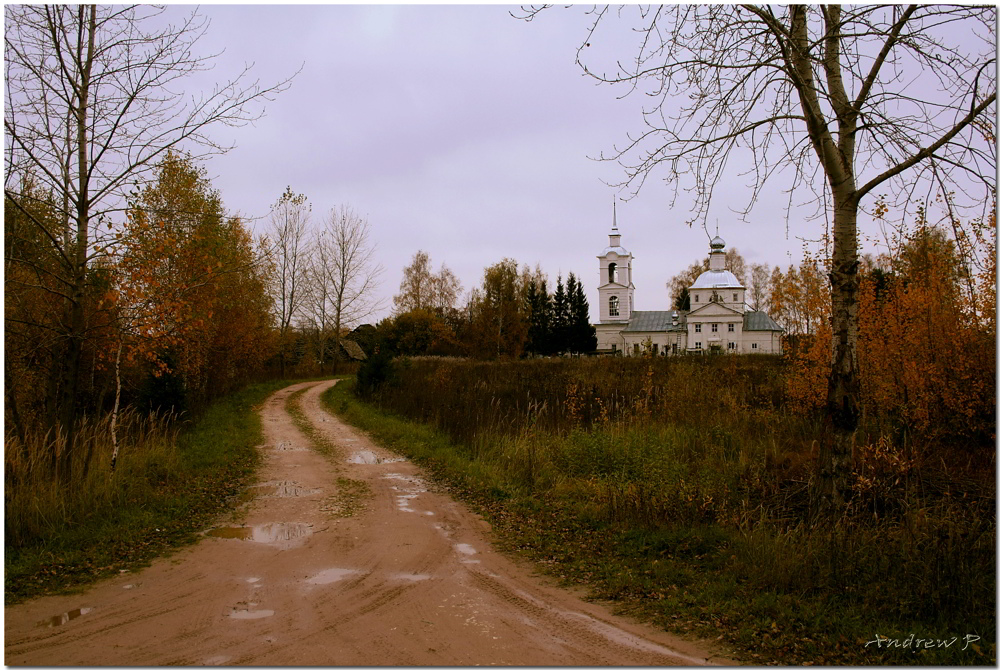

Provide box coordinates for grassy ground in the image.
[4,378,312,605]
[323,367,996,666]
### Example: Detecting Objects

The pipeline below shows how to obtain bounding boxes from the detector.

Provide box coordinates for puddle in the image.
[229,609,275,620]
[383,473,429,513]
[393,573,432,582]
[305,567,363,585]
[274,441,305,452]
[455,543,477,555]
[347,449,405,465]
[347,450,381,464]
[41,607,92,627]
[206,522,313,549]
[396,493,419,513]
[253,481,320,498]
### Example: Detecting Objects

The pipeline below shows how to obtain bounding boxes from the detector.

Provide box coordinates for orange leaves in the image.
[857,224,994,444]
[784,221,994,446]
[108,152,276,399]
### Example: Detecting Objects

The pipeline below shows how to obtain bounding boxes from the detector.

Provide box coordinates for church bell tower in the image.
[597,202,635,323]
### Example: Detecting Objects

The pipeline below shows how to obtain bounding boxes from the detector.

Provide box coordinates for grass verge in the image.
[322,377,995,666]
[5,378,309,605]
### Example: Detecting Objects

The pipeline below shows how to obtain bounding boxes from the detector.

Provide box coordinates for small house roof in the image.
[339,339,368,361]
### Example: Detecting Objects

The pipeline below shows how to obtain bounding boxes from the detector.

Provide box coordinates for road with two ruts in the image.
[4,380,729,665]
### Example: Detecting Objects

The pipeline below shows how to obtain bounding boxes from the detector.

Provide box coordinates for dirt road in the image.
[4,380,731,666]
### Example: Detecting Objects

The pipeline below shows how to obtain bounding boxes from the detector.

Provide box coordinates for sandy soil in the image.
[4,380,733,666]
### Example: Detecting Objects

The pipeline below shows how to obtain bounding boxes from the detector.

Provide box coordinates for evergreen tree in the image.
[673,286,691,311]
[525,278,551,356]
[550,275,570,354]
[568,273,598,354]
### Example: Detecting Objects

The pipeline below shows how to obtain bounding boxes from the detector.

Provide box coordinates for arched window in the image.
[608,262,617,283]
[609,295,619,316]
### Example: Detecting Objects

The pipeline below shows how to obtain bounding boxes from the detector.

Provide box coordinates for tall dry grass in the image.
[5,408,180,550]
[349,354,995,660]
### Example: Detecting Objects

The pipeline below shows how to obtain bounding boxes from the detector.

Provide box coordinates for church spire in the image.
[609,200,621,248]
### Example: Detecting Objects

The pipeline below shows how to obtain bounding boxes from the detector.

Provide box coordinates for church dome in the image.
[690,268,744,289]
[603,242,630,256]
[710,235,726,250]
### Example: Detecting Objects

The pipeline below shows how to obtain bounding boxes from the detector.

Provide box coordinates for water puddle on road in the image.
[392,572,432,582]
[206,522,313,549]
[229,609,275,620]
[231,481,317,506]
[305,567,364,585]
[40,607,92,628]
[383,473,429,513]
[456,543,481,564]
[347,449,405,465]
[255,481,321,498]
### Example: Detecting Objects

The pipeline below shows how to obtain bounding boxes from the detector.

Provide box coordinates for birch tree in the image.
[529,4,996,511]
[266,187,310,376]
[393,250,463,315]
[4,5,292,480]
[315,206,384,373]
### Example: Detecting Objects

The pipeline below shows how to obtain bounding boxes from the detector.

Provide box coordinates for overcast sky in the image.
[189,5,862,324]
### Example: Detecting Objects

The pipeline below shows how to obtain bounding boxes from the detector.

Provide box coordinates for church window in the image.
[652,343,659,355]
[728,342,736,350]
[695,342,702,350]
[611,343,617,353]
[608,263,617,283]
[694,294,699,303]
[734,293,739,302]
[728,323,735,332]
[752,343,758,350]
[609,295,619,316]
[695,324,702,333]
[711,323,718,333]
[634,343,640,355]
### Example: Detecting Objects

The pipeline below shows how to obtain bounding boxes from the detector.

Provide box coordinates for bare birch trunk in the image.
[110,340,123,474]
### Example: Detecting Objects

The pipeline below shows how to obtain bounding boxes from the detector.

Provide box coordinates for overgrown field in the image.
[4,378,306,604]
[331,355,995,665]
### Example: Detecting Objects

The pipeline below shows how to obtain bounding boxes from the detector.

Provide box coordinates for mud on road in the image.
[4,380,731,666]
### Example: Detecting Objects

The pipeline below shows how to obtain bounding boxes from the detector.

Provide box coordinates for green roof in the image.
[622,311,686,332]
[743,311,784,331]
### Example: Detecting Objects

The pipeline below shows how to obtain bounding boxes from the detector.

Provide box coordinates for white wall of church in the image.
[742,330,783,354]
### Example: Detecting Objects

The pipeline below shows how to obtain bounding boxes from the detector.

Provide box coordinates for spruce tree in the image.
[525,278,551,356]
[551,275,569,355]
[568,272,597,354]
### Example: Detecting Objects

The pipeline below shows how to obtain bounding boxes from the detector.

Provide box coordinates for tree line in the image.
[5,149,384,476]
[365,252,597,360]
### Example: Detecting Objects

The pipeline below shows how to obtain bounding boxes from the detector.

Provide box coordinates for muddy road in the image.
[4,380,730,666]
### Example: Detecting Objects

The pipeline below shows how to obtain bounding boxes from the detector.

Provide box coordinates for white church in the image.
[593,216,783,356]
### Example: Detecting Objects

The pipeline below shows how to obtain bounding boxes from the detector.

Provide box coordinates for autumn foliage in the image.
[4,153,277,482]
[858,219,996,445]
[785,215,996,449]
[113,152,276,409]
